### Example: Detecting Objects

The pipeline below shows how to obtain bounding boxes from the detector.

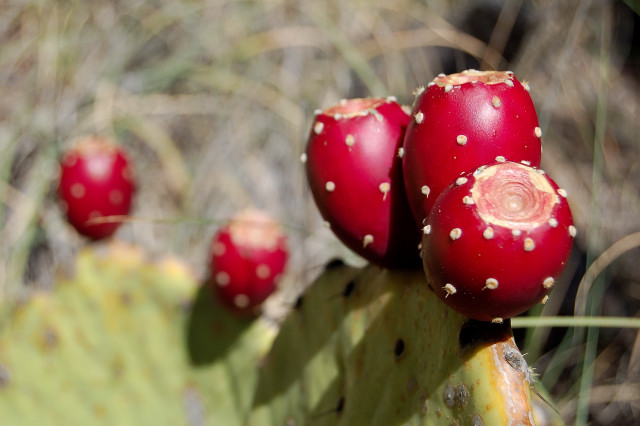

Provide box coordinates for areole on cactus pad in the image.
[304,97,420,268]
[402,70,542,227]
[422,160,575,322]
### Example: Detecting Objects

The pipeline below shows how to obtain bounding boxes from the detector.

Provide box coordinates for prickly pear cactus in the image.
[0,243,557,425]
[250,261,538,425]
[0,242,274,425]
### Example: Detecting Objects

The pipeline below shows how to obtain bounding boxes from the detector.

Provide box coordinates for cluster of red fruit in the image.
[57,138,288,316]
[304,70,576,323]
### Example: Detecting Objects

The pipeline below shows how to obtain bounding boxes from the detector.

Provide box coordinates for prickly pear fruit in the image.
[250,262,537,425]
[305,97,420,268]
[58,137,135,239]
[422,161,576,322]
[402,70,541,225]
[210,209,288,315]
[0,242,274,425]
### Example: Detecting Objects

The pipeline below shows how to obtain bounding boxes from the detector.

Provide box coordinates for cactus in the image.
[0,244,557,425]
[249,261,539,425]
[0,242,274,425]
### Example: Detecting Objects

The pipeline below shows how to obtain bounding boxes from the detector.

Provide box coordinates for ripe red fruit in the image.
[58,137,136,239]
[209,210,288,315]
[304,97,420,268]
[403,70,542,226]
[421,161,575,322]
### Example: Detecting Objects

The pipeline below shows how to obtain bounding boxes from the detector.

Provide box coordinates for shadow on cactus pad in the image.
[186,279,254,366]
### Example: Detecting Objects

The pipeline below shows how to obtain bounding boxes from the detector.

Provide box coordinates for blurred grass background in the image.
[0,0,638,424]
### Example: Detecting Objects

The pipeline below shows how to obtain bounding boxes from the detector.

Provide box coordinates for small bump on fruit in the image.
[215,271,231,286]
[534,127,542,138]
[234,294,250,308]
[524,238,536,251]
[379,182,391,200]
[543,277,555,289]
[483,227,494,239]
[569,225,577,237]
[484,278,499,290]
[444,284,457,296]
[256,264,271,279]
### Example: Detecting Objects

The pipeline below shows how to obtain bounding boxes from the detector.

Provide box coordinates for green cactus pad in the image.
[250,263,537,425]
[0,242,274,425]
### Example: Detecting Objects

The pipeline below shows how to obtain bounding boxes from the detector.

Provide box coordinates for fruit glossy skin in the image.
[403,70,542,227]
[58,137,135,239]
[210,210,288,315]
[305,97,420,268]
[422,161,576,322]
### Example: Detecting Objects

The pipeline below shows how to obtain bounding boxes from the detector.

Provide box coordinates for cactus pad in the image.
[0,243,550,425]
[250,262,537,425]
[0,242,274,425]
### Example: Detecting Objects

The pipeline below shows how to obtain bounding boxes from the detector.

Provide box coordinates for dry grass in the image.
[1,0,639,424]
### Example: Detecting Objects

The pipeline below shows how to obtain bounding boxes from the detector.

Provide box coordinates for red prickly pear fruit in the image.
[403,70,542,226]
[421,161,575,322]
[304,97,421,268]
[58,137,136,240]
[209,209,288,315]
